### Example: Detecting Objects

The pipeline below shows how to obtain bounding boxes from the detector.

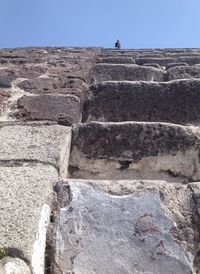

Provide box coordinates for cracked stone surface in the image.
[0,166,58,274]
[53,180,196,274]
[0,124,71,178]
[70,121,200,182]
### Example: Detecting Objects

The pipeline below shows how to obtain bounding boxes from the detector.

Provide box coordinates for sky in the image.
[1,0,200,49]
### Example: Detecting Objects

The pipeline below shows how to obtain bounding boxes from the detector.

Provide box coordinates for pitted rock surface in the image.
[84,80,200,124]
[0,257,31,274]
[54,180,195,274]
[15,94,81,125]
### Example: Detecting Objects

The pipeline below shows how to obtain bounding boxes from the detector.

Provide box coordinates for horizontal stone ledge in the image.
[167,65,200,80]
[0,124,71,178]
[91,64,164,82]
[84,80,200,125]
[98,57,136,64]
[0,165,58,274]
[70,121,200,182]
[14,94,81,126]
[136,57,178,66]
[53,179,195,274]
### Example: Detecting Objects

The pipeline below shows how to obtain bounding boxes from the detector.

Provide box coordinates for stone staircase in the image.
[1,47,200,274]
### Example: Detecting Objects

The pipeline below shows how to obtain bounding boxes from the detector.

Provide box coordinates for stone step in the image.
[98,56,136,64]
[167,66,200,80]
[84,80,200,125]
[14,94,81,126]
[69,121,200,182]
[53,179,196,274]
[0,124,71,178]
[136,57,178,66]
[91,64,164,82]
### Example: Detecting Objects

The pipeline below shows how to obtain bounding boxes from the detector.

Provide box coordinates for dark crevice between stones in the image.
[119,160,132,170]
[45,182,72,274]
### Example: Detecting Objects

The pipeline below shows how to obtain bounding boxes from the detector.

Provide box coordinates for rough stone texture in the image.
[0,257,31,274]
[166,62,189,70]
[0,166,58,274]
[91,64,164,82]
[0,73,16,88]
[0,89,9,114]
[84,80,200,125]
[17,77,88,99]
[167,66,200,80]
[179,56,200,65]
[15,94,81,125]
[136,57,177,66]
[98,56,135,64]
[0,124,71,178]
[54,180,195,274]
[69,121,200,182]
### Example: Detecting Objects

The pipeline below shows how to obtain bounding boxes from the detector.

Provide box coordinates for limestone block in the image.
[0,166,58,274]
[15,94,81,126]
[179,56,200,65]
[167,66,200,80]
[0,257,31,274]
[70,121,200,182]
[0,124,71,178]
[0,89,9,114]
[84,80,200,125]
[98,57,136,64]
[53,180,194,274]
[136,57,177,66]
[18,77,88,98]
[166,62,189,70]
[91,64,164,82]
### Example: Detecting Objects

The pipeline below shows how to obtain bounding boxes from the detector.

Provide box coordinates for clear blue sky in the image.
[1,0,200,49]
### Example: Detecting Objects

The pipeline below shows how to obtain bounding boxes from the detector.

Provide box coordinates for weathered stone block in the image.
[0,257,31,274]
[0,166,58,274]
[136,57,177,66]
[53,180,194,274]
[15,94,81,125]
[0,73,16,88]
[167,66,200,80]
[70,121,200,182]
[84,80,200,125]
[92,64,164,82]
[98,57,135,64]
[0,124,71,178]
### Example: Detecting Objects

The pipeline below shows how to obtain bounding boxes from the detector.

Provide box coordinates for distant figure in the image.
[115,40,121,49]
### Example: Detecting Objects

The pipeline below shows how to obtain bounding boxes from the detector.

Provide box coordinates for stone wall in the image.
[1,47,200,274]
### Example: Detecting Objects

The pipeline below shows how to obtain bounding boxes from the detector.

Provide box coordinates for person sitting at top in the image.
[115,40,121,49]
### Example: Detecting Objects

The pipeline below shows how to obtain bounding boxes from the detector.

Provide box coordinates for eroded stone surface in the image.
[0,257,31,274]
[15,95,81,125]
[54,180,195,274]
[167,66,200,80]
[84,80,200,125]
[91,64,164,82]
[0,166,58,274]
[98,56,135,64]
[70,122,200,182]
[0,124,71,178]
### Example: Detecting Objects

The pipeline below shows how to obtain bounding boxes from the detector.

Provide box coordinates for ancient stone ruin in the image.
[1,47,200,273]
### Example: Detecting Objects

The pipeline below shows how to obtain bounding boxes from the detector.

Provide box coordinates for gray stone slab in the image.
[136,57,177,66]
[0,124,71,178]
[70,121,200,182]
[15,94,81,126]
[167,66,200,80]
[0,165,58,274]
[53,180,194,274]
[84,80,200,125]
[91,64,164,82]
[98,57,135,64]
